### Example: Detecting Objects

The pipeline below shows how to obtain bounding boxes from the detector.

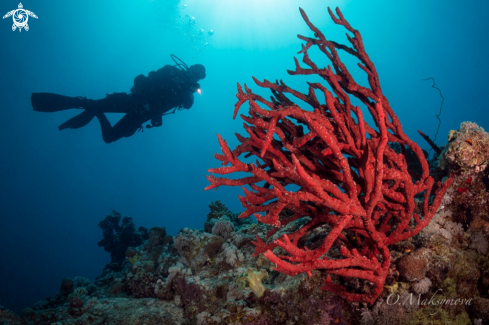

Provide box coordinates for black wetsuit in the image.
[31,64,199,143]
[92,65,197,143]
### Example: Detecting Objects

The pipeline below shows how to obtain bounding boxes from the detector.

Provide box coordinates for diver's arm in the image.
[183,92,194,109]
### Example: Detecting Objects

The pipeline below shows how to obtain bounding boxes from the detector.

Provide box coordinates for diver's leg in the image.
[94,112,120,143]
[32,92,138,113]
[56,93,139,131]
[94,112,144,144]
[31,93,90,112]
[98,93,139,113]
[55,99,104,131]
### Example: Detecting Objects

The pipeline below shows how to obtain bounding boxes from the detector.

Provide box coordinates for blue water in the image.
[0,0,488,312]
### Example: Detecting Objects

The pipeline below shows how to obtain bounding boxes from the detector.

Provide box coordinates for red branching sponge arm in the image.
[205,6,452,304]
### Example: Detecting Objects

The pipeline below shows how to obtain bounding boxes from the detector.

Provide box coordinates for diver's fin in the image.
[58,110,95,131]
[31,93,88,112]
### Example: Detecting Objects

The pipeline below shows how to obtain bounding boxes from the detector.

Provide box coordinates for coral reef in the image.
[2,178,488,325]
[3,202,352,324]
[441,122,489,173]
[205,200,253,233]
[97,210,149,269]
[436,122,489,228]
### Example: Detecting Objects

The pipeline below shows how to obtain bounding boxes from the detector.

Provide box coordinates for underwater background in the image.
[0,0,488,313]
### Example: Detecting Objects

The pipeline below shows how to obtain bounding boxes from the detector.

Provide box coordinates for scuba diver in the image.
[31,55,206,143]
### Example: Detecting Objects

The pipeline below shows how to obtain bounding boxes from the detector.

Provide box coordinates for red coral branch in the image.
[205,6,453,304]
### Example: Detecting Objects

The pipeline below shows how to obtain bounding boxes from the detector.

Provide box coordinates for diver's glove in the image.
[146,116,163,129]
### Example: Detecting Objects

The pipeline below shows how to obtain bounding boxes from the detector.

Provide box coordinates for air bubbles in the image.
[207,30,214,36]
[184,14,196,25]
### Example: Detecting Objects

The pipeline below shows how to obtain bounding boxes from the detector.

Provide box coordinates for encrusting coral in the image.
[235,268,268,298]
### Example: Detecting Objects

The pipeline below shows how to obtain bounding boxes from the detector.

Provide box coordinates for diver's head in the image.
[188,64,206,82]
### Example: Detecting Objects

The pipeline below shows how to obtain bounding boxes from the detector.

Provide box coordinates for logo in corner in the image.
[3,3,37,32]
